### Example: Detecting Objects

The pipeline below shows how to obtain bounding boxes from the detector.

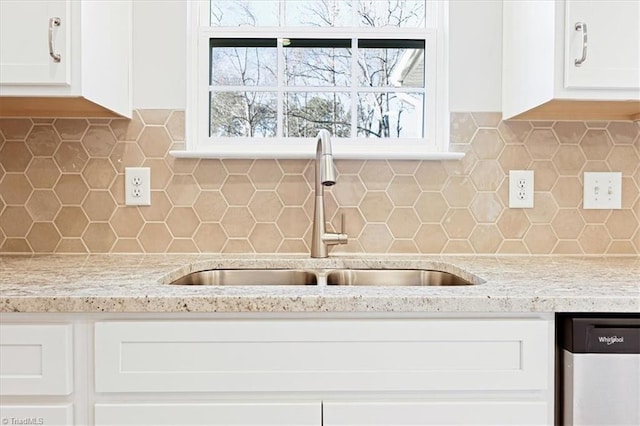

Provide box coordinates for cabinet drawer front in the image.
[0,404,73,426]
[323,401,549,425]
[95,319,550,393]
[0,324,73,396]
[95,402,321,426]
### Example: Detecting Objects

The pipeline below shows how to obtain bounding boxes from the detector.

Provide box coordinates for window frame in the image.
[177,0,461,160]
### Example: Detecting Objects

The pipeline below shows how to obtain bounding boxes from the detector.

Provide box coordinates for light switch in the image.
[583,172,622,209]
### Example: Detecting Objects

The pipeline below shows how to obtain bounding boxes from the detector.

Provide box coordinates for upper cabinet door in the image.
[0,0,70,85]
[565,0,640,89]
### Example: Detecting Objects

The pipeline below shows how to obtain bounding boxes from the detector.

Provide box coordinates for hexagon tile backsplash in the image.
[0,111,638,254]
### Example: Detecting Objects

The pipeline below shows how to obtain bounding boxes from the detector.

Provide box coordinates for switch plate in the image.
[583,172,622,209]
[125,167,151,206]
[509,170,534,208]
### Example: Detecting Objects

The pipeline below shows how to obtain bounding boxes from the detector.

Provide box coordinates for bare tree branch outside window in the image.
[209,0,426,140]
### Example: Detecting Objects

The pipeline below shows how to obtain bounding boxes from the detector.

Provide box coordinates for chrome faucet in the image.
[310,129,348,258]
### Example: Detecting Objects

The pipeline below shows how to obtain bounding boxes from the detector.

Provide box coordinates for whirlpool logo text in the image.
[598,336,624,345]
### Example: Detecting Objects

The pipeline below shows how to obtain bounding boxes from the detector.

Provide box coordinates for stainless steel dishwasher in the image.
[558,314,640,425]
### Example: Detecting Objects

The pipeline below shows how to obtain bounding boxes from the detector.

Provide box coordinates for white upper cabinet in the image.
[0,0,131,118]
[0,0,70,85]
[564,0,639,90]
[503,0,640,120]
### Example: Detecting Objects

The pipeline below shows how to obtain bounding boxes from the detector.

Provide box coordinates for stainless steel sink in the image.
[168,267,477,286]
[325,269,474,286]
[169,269,318,286]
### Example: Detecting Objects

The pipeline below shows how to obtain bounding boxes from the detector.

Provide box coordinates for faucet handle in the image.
[322,212,349,248]
[338,212,348,244]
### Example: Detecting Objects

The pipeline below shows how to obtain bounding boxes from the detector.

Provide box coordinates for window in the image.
[179,0,460,159]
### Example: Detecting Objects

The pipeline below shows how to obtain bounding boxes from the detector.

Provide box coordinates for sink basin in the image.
[169,269,318,286]
[168,267,477,286]
[326,269,474,286]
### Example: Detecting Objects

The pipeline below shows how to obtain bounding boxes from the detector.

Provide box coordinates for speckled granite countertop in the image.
[0,254,638,313]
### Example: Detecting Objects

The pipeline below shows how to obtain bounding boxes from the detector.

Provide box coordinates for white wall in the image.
[449,0,502,112]
[132,0,503,111]
[132,0,186,109]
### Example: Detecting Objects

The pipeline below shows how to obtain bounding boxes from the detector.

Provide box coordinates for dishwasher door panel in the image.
[563,349,640,425]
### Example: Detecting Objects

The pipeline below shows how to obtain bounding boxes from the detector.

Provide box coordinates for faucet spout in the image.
[316,129,336,189]
[311,130,348,258]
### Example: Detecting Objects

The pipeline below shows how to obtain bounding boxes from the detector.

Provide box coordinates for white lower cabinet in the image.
[0,404,73,426]
[0,324,73,396]
[94,402,321,426]
[0,315,553,425]
[322,401,548,425]
[94,401,549,426]
[95,318,549,393]
[0,323,74,426]
[93,317,554,426]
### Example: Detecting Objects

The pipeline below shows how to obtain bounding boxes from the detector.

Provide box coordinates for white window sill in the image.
[170,140,465,160]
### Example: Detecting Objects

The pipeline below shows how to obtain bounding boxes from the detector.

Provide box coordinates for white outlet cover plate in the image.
[509,170,534,208]
[125,167,151,206]
[583,172,622,209]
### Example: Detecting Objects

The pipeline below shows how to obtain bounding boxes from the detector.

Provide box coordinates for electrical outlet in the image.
[583,172,622,209]
[509,170,534,208]
[125,167,151,206]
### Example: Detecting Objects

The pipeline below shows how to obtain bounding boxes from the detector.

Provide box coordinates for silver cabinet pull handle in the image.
[49,17,61,63]
[574,22,587,66]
